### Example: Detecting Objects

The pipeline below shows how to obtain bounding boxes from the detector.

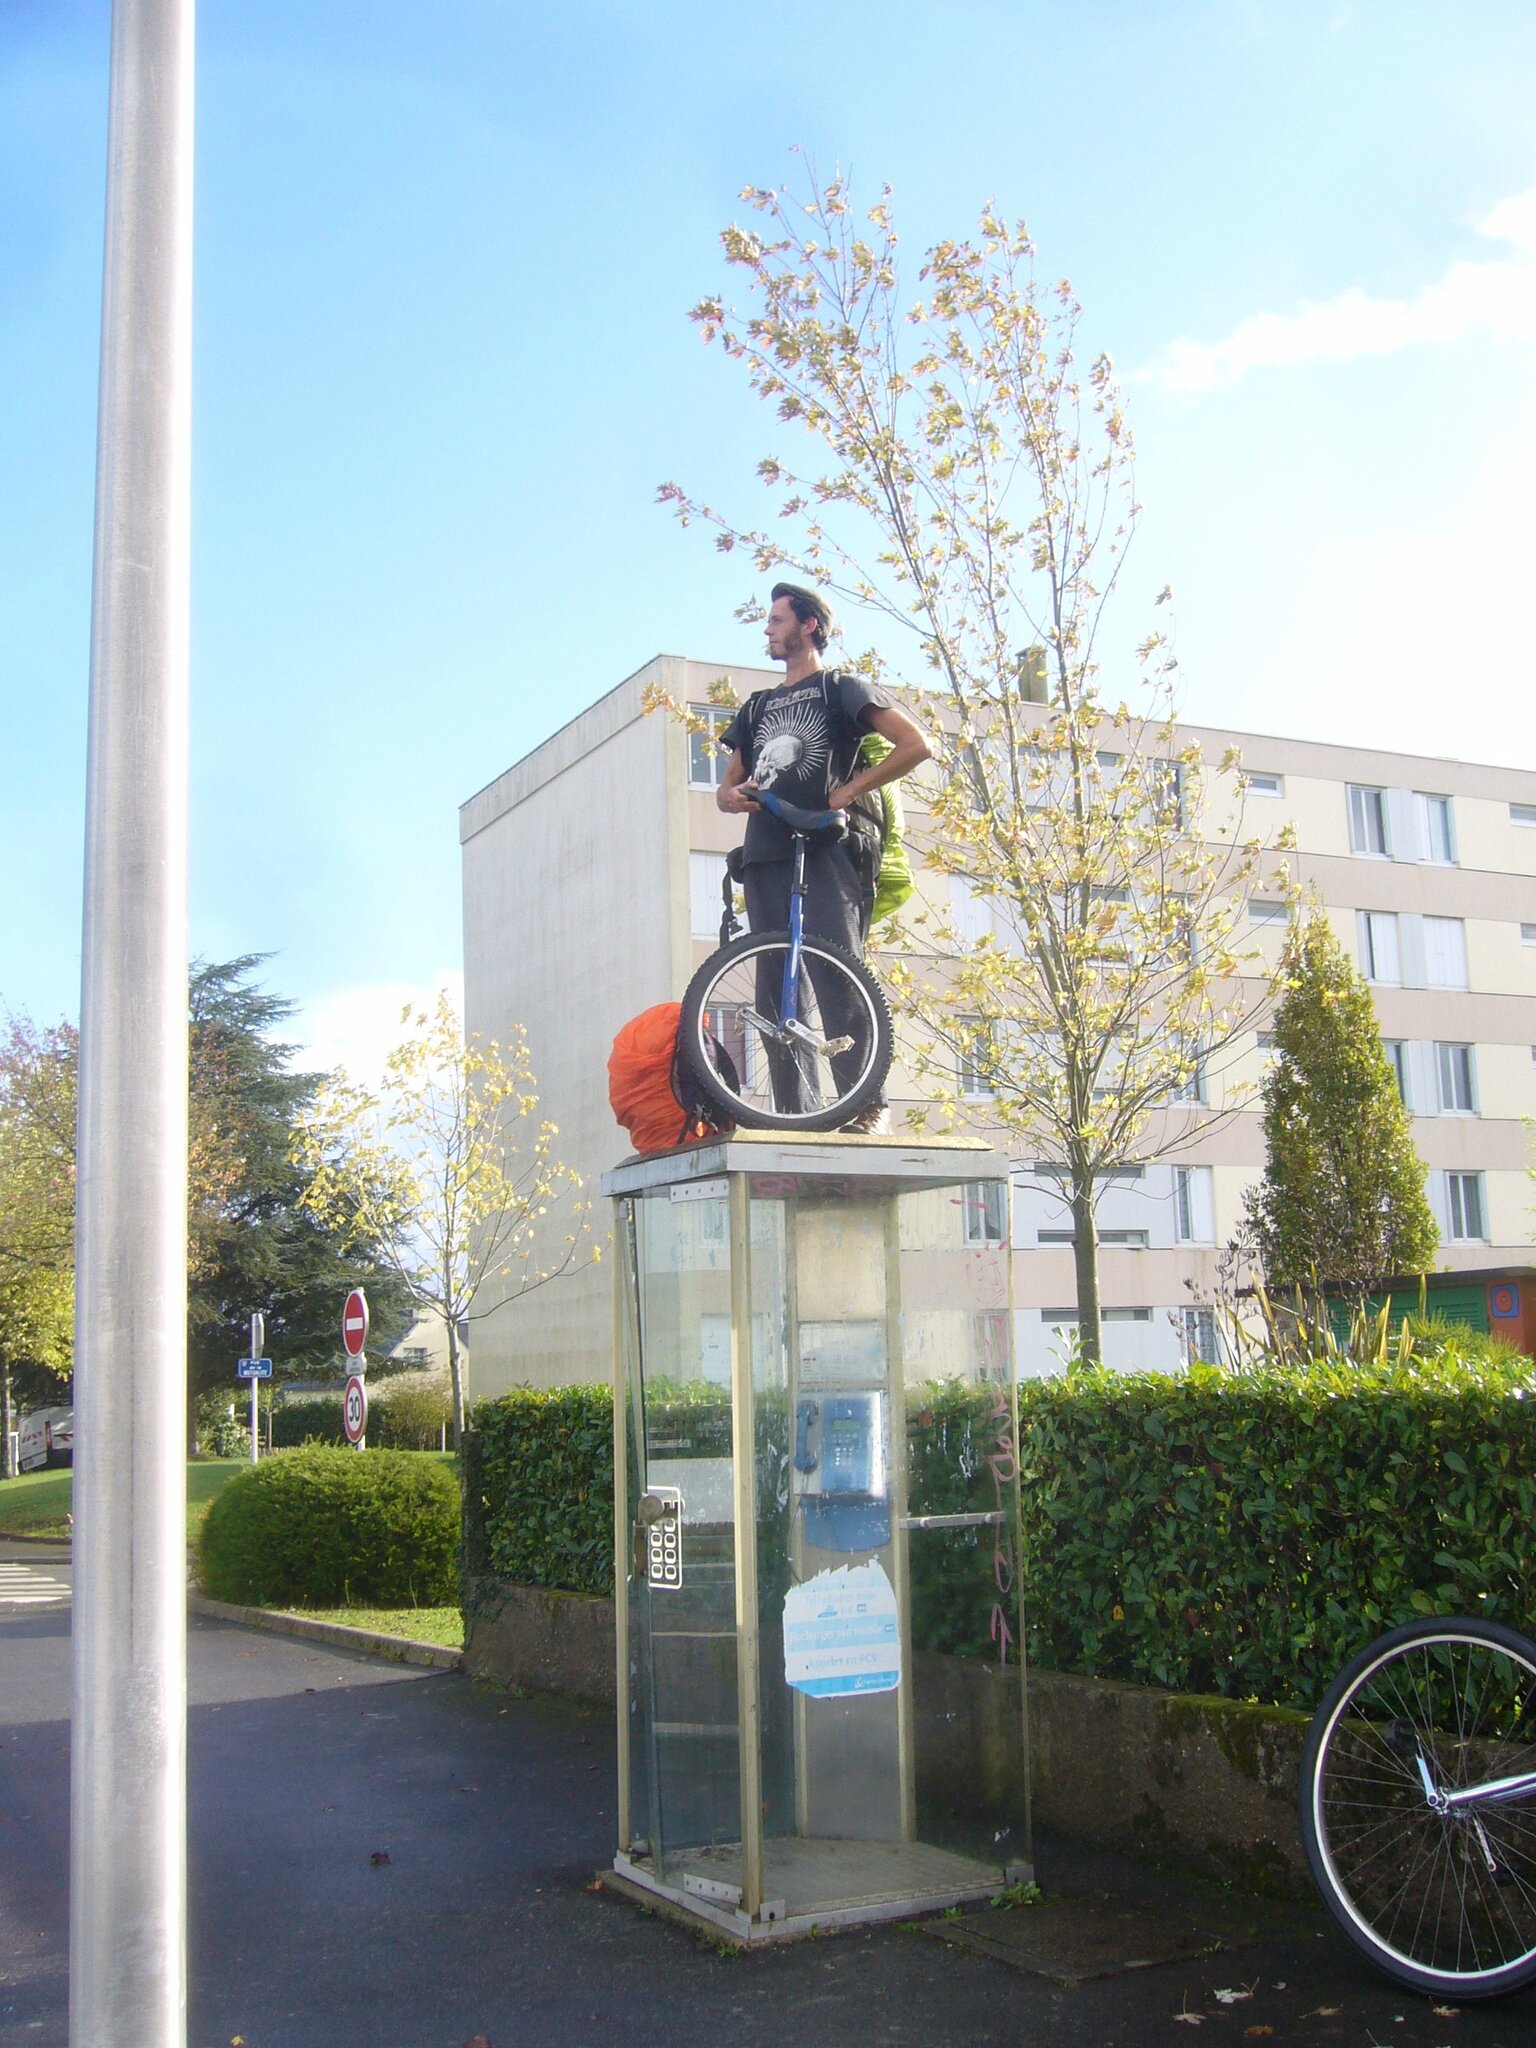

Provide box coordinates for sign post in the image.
[242,1310,265,1463]
[342,1288,368,1450]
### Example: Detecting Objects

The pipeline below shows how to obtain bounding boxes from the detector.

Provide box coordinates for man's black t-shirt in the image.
[721,669,891,864]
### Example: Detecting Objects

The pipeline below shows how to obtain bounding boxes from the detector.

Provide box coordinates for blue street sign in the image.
[236,1358,273,1379]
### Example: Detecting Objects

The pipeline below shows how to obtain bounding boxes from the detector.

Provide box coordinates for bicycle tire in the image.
[678,929,893,1132]
[1300,1616,1536,1999]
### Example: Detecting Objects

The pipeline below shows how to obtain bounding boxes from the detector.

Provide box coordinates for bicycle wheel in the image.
[679,929,893,1131]
[1300,1617,1536,1998]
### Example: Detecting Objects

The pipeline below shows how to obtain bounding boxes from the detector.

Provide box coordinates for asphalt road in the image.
[3,1541,1535,2048]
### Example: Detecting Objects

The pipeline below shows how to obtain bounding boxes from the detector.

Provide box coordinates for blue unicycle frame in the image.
[757,787,840,1040]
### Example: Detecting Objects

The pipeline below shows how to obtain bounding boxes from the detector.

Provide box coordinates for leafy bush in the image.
[371,1380,451,1449]
[1020,1353,1536,1707]
[467,1349,1536,1711]
[269,1383,451,1451]
[270,1395,345,1448]
[470,1386,614,1595]
[195,1391,249,1459]
[198,1444,458,1607]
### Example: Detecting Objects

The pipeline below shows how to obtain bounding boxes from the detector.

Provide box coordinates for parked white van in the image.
[17,1408,73,1474]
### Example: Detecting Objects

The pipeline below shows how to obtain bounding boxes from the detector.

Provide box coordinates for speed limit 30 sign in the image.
[343,1375,368,1446]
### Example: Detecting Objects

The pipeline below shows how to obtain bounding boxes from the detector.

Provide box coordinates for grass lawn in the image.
[273,1605,464,1649]
[0,1459,246,1541]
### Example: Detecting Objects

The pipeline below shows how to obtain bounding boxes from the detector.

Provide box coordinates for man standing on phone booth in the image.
[715,582,930,1130]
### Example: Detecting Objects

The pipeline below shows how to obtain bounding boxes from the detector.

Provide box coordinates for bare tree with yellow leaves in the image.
[660,172,1292,1362]
[294,992,595,1446]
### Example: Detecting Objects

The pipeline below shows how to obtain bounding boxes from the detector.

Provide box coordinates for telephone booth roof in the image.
[602,1129,1010,1199]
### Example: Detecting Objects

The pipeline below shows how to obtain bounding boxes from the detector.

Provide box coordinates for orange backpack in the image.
[608,1002,730,1156]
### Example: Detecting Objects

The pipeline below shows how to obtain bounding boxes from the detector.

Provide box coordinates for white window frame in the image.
[962,1179,1009,1246]
[1249,900,1289,925]
[1443,1171,1487,1243]
[1179,1305,1218,1366]
[1415,792,1456,865]
[1173,1164,1215,1245]
[1358,910,1401,985]
[1522,923,1536,947]
[1245,772,1285,797]
[1434,1042,1477,1115]
[1348,784,1390,857]
[1511,803,1536,827]
[1383,1039,1408,1105]
[687,707,735,789]
[957,1019,996,1099]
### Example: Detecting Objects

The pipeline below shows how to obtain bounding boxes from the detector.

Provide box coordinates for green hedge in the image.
[270,1385,450,1451]
[467,1349,1536,1711]
[199,1444,458,1607]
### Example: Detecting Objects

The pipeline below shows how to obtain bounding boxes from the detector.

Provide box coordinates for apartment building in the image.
[459,654,1536,1398]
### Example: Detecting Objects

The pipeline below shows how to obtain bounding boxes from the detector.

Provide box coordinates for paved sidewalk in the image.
[2,1571,1534,2048]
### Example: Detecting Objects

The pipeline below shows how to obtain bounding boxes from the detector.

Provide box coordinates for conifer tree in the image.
[1247,912,1438,1300]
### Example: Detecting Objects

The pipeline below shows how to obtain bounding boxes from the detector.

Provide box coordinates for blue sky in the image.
[4,0,1535,1070]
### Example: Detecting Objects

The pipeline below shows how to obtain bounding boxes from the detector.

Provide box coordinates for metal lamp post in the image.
[71,1,196,2043]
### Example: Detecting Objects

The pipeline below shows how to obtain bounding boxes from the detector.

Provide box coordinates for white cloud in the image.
[1138,188,1536,393]
[288,969,464,1090]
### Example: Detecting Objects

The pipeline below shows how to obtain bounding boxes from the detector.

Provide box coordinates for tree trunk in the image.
[1070,1174,1103,1368]
[1,1359,14,1480]
[447,1319,465,1454]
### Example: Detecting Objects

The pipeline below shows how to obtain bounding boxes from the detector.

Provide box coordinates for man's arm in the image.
[716,748,761,815]
[827,703,931,812]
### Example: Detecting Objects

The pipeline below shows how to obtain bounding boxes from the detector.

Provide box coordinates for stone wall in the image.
[461,1573,1312,1890]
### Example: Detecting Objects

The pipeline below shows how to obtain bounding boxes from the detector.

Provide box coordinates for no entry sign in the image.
[343,1375,368,1445]
[342,1288,369,1358]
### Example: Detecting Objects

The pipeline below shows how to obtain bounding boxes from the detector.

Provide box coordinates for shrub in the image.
[270,1395,345,1448]
[198,1444,458,1607]
[470,1385,614,1595]
[371,1380,451,1450]
[466,1349,1536,1711]
[195,1392,249,1459]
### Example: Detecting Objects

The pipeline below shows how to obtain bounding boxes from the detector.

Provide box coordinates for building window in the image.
[1256,1030,1278,1052]
[1423,916,1468,989]
[1173,1165,1214,1244]
[1348,784,1390,856]
[1415,793,1455,864]
[1357,910,1401,984]
[1511,803,1536,826]
[1522,924,1536,947]
[1179,1306,1218,1366]
[1170,1056,1207,1105]
[1383,1039,1408,1105]
[1250,900,1289,925]
[1246,772,1285,797]
[1435,1042,1477,1115]
[1444,1171,1487,1242]
[1104,1307,1154,1324]
[689,851,730,939]
[962,1180,1009,1245]
[687,708,734,789]
[957,1020,996,1099]
[973,1308,1011,1380]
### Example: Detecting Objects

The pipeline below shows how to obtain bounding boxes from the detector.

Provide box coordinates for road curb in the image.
[188,1593,462,1670]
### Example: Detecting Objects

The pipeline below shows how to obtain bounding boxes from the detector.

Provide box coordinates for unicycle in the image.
[678,790,894,1132]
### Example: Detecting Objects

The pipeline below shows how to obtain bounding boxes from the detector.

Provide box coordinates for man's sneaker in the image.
[841,1102,890,1135]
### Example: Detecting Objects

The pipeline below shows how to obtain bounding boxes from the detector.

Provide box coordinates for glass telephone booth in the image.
[605,1133,1031,1943]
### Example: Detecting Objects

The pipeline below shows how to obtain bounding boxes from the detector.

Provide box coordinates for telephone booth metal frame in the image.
[605,1132,1031,1944]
